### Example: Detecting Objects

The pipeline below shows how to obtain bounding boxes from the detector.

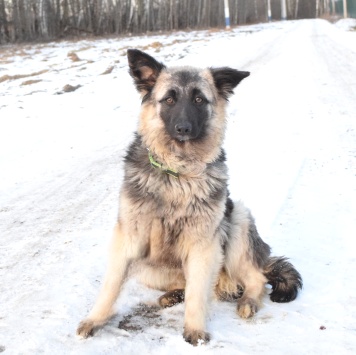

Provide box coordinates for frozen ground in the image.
[1,18,356,354]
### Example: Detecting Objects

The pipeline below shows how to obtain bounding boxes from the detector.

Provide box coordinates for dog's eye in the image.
[165,97,175,105]
[194,97,204,104]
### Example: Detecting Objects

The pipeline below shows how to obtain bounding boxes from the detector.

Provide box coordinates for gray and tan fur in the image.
[77,49,302,346]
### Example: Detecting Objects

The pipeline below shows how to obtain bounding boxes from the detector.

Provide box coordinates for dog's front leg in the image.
[77,221,147,338]
[183,236,222,346]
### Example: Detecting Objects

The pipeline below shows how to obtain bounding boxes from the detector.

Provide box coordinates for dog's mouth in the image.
[174,131,201,142]
[176,135,191,142]
[173,132,205,145]
[171,127,203,144]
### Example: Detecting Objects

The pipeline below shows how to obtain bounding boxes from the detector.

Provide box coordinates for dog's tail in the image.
[263,257,303,303]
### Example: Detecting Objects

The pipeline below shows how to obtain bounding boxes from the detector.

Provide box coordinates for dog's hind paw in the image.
[183,329,210,346]
[237,298,258,319]
[76,319,96,338]
[158,289,185,308]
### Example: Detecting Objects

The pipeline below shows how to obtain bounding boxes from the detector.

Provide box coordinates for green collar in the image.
[147,149,179,178]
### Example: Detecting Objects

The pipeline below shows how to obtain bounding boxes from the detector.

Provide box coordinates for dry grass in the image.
[75,46,95,52]
[170,39,185,45]
[101,65,115,75]
[208,27,224,34]
[67,51,81,62]
[0,69,48,83]
[142,41,163,52]
[21,79,42,86]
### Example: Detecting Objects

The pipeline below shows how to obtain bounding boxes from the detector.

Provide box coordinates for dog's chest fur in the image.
[122,134,229,248]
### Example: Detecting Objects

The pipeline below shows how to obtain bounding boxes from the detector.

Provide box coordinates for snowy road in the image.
[1,19,356,354]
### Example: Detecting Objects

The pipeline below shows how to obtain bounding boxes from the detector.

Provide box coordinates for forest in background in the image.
[0,0,349,43]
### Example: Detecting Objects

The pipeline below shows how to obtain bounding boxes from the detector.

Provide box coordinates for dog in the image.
[77,49,302,346]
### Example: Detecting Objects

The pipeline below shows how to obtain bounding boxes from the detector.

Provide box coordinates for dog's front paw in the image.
[237,298,259,319]
[183,328,210,346]
[76,319,96,338]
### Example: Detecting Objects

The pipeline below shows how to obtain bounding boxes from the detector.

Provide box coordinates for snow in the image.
[334,17,356,31]
[1,19,356,354]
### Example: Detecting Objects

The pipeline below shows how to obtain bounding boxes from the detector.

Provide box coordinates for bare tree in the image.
[0,0,329,44]
[0,0,10,42]
[294,0,300,18]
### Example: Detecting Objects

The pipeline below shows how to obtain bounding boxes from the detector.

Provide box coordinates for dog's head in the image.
[127,49,249,163]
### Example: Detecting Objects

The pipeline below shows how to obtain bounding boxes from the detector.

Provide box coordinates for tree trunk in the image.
[295,0,299,18]
[331,0,335,15]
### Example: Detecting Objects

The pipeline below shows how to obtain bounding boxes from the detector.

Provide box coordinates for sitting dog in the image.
[77,49,302,346]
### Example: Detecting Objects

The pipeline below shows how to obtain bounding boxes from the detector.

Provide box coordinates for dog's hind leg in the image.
[159,289,185,307]
[223,201,270,319]
[133,261,186,308]
[223,201,302,318]
[215,267,243,301]
[77,220,149,338]
[221,253,267,318]
[235,268,267,318]
[133,261,186,291]
[134,262,186,308]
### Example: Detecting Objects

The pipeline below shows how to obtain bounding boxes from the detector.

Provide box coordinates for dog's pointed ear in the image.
[210,67,250,100]
[127,49,165,96]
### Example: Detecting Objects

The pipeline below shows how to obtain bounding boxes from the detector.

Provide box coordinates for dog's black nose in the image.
[175,122,192,135]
